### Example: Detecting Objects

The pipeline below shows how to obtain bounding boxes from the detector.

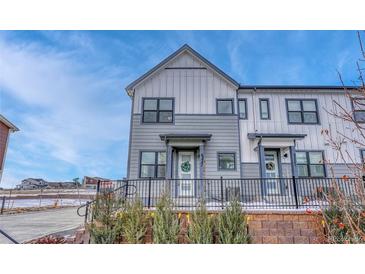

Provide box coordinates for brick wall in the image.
[247,211,325,244]
[78,211,325,244]
[0,122,10,171]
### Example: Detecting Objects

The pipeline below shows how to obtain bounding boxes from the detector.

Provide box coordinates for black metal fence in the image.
[94,177,363,210]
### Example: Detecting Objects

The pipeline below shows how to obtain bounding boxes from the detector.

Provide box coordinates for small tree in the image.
[152,194,180,244]
[217,199,250,244]
[321,31,365,243]
[187,200,214,244]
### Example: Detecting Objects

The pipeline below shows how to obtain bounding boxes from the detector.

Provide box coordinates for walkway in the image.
[0,207,83,244]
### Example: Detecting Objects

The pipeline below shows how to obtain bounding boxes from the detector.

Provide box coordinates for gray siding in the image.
[128,114,240,179]
[241,163,260,178]
[329,164,360,177]
[282,163,292,177]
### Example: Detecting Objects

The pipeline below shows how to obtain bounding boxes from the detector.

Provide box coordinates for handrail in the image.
[0,228,19,244]
[77,181,137,219]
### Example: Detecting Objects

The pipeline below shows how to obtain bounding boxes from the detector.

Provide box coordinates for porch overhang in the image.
[159,133,212,142]
[247,133,307,140]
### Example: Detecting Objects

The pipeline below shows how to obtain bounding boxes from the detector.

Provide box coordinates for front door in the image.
[177,151,195,197]
[264,150,281,195]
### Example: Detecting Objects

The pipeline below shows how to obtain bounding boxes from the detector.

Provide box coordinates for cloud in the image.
[0,32,131,187]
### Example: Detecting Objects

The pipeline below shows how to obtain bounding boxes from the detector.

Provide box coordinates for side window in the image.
[296,151,325,178]
[238,99,247,119]
[142,98,174,123]
[217,99,234,115]
[361,149,365,163]
[140,151,166,178]
[287,99,319,124]
[218,153,236,170]
[259,99,270,120]
[352,98,365,123]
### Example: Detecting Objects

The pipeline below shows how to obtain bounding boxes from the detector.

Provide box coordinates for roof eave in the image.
[0,115,19,132]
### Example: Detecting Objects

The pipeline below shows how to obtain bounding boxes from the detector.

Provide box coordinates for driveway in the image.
[0,207,84,244]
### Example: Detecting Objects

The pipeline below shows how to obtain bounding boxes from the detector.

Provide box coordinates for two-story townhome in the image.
[125,44,362,202]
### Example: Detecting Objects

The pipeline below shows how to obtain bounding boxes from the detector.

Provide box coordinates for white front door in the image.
[264,150,281,195]
[178,151,195,197]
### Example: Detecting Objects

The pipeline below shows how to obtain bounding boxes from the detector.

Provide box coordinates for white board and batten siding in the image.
[238,89,363,165]
[133,52,238,115]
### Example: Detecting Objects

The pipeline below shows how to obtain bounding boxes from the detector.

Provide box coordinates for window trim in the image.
[142,97,175,124]
[217,152,237,171]
[139,150,167,179]
[238,99,248,119]
[295,150,326,178]
[286,98,320,125]
[259,98,271,120]
[351,97,365,124]
[216,98,234,115]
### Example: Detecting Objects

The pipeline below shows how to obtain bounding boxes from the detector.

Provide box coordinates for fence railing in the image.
[90,177,363,210]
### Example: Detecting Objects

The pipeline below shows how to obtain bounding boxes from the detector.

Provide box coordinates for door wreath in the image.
[181,161,191,172]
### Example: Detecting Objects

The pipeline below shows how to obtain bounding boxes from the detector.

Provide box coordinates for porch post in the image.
[258,140,266,196]
[258,140,265,179]
[199,143,205,198]
[289,143,297,178]
[166,144,173,179]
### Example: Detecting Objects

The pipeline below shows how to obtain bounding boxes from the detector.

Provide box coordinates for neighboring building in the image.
[125,44,363,198]
[17,178,80,189]
[82,176,112,189]
[0,115,19,185]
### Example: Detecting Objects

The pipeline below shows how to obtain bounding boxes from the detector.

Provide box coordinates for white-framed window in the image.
[296,151,325,178]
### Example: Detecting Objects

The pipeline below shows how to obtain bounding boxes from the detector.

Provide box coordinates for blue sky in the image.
[0,30,362,187]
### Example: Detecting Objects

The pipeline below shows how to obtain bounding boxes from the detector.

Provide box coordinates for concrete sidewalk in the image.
[0,207,84,244]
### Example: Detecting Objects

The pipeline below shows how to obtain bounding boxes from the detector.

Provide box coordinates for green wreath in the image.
[181,161,191,172]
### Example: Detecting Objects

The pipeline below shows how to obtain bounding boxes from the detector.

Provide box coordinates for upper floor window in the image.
[217,99,234,115]
[140,151,166,178]
[361,149,365,163]
[218,152,236,170]
[238,99,247,119]
[259,99,270,120]
[287,99,319,124]
[142,98,174,123]
[352,97,365,123]
[296,151,325,178]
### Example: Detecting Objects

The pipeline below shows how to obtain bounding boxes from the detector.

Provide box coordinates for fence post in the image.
[292,176,299,209]
[220,176,224,209]
[84,201,89,224]
[96,180,101,195]
[124,180,129,199]
[1,196,5,215]
[147,177,152,209]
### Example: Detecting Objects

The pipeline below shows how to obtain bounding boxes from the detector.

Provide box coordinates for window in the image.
[218,153,236,170]
[142,98,173,123]
[352,98,365,123]
[296,151,325,178]
[361,149,365,163]
[140,151,166,178]
[238,99,247,119]
[217,99,234,114]
[259,99,270,120]
[287,99,319,124]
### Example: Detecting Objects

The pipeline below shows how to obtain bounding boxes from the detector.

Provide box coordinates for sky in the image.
[0,30,362,188]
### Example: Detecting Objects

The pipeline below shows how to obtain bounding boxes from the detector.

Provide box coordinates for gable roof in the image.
[0,114,19,132]
[125,44,239,96]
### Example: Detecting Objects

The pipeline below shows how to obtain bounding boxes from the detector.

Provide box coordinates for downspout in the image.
[126,89,135,179]
[252,87,257,133]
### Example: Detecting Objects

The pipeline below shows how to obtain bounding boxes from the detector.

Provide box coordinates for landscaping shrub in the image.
[322,182,365,243]
[119,198,148,243]
[152,194,180,244]
[217,199,250,244]
[187,201,214,244]
[88,193,124,244]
